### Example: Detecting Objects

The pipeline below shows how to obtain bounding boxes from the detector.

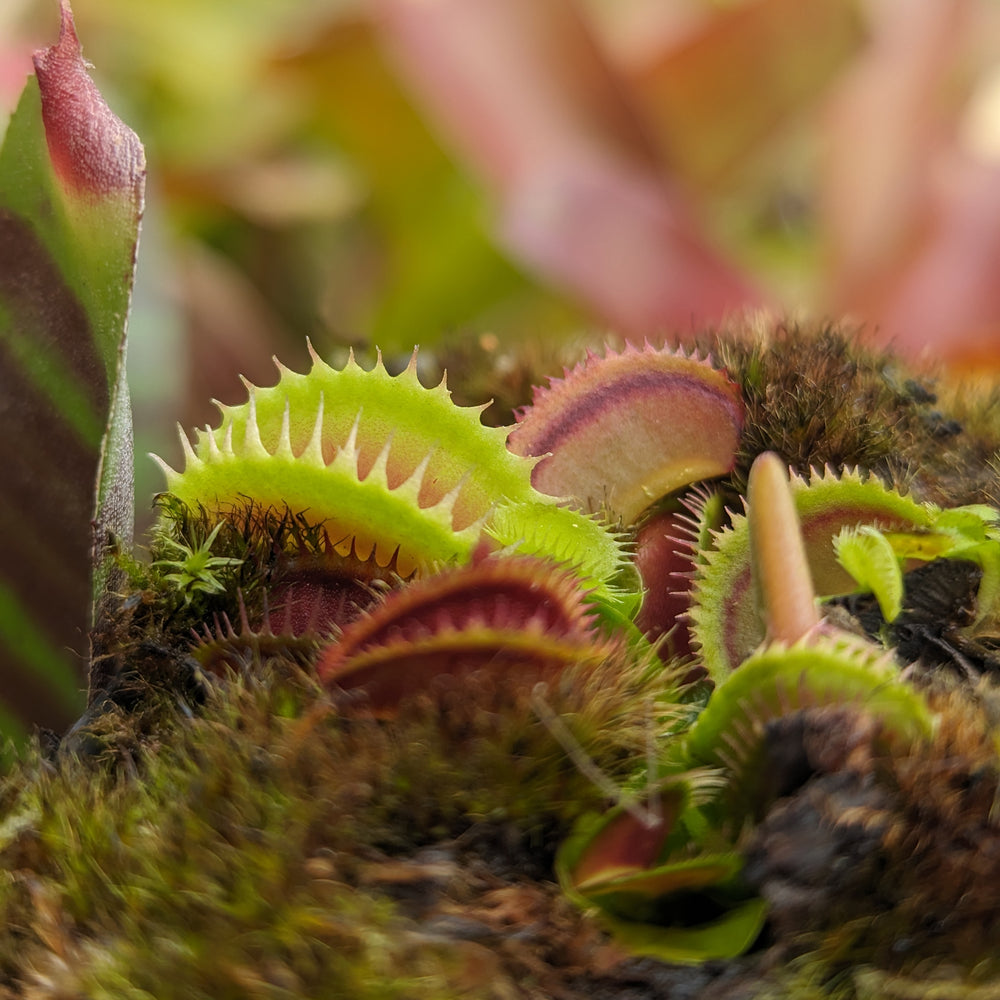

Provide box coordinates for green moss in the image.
[0,642,671,996]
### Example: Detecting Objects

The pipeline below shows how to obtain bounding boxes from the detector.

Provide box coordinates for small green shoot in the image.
[834,525,904,622]
[834,504,1000,627]
[153,522,243,605]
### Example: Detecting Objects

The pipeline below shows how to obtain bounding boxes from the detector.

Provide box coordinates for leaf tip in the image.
[32,0,145,201]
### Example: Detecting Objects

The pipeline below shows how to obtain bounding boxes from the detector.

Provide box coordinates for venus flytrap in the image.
[151,338,756,705]
[87,321,1000,982]
[555,452,931,960]
[152,346,636,624]
[507,342,744,524]
[153,347,531,579]
[689,465,935,677]
[316,552,620,717]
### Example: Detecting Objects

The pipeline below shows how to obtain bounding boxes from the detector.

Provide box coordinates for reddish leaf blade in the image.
[33,10,144,199]
[0,2,144,737]
[374,0,763,335]
[629,0,863,184]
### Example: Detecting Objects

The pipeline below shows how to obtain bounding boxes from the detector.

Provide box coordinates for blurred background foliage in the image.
[3,0,1000,517]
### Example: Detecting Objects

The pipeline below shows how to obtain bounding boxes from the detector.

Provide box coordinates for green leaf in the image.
[876,503,1000,626]
[556,787,763,961]
[594,898,768,965]
[834,524,904,622]
[0,2,144,737]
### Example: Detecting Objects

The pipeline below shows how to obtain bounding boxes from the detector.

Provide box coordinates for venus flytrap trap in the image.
[507,342,744,524]
[501,341,747,652]
[153,346,529,579]
[316,552,621,717]
[555,781,768,965]
[630,486,730,661]
[688,465,937,677]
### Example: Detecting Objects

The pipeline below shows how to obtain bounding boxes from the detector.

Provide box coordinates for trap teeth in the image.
[154,348,544,579]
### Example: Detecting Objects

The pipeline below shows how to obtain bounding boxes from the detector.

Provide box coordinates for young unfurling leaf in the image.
[834,525,904,622]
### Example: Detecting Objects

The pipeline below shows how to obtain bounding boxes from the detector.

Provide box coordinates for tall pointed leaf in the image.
[0,1,144,738]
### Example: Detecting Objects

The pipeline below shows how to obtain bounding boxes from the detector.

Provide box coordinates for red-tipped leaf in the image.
[0,2,144,737]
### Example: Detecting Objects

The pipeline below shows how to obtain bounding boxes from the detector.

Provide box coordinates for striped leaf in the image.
[0,2,143,739]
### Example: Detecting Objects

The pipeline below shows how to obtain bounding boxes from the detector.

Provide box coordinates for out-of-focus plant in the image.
[374,0,1000,366]
[6,0,1000,498]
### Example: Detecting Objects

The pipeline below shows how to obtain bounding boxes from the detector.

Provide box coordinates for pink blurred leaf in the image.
[626,0,864,184]
[821,0,1000,364]
[821,0,967,309]
[857,155,1000,366]
[498,151,761,334]
[373,0,762,335]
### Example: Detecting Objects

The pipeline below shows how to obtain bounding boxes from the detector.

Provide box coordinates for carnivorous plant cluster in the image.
[5,10,1000,995]
[140,328,1000,987]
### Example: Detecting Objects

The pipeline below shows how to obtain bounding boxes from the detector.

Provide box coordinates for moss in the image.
[711,318,1000,505]
[0,640,673,996]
